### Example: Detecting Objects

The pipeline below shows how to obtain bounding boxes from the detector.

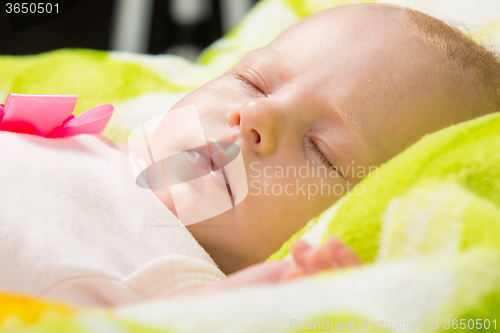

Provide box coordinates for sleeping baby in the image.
[0,3,498,306]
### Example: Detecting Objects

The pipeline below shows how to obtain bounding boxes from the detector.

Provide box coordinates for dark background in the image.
[0,0,259,56]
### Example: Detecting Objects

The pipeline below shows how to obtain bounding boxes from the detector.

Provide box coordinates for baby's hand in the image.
[279,237,362,281]
[188,237,361,297]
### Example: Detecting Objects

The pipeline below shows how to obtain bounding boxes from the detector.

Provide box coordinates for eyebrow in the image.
[241,46,292,70]
[235,47,294,90]
[240,47,277,62]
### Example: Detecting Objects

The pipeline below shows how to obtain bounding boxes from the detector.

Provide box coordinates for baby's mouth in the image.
[182,143,237,206]
[184,147,213,176]
[208,142,241,206]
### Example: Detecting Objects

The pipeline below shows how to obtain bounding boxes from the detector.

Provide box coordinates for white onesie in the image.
[0,131,225,306]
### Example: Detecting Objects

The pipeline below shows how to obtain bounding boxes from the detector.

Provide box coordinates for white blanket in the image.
[0,132,224,306]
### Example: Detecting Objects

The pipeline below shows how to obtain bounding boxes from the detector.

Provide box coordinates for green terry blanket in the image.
[1,0,500,332]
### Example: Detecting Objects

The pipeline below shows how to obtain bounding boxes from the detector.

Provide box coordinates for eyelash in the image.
[235,74,338,174]
[307,138,337,172]
[236,74,265,95]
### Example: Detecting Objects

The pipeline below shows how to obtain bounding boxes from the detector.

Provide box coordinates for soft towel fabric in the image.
[0,131,224,306]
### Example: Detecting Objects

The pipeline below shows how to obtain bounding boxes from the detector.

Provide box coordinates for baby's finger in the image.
[291,240,312,269]
[308,245,336,273]
[280,263,305,281]
[291,240,311,256]
[294,243,332,274]
[325,237,361,268]
[335,245,362,267]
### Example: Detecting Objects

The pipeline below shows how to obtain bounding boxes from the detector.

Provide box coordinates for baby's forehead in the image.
[259,6,427,72]
[275,4,415,48]
[307,4,406,25]
[234,3,443,106]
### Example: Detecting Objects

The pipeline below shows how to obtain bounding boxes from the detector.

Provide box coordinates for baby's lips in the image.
[209,142,240,172]
[163,146,213,187]
[157,142,240,187]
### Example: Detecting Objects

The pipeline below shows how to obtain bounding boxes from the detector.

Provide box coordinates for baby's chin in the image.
[151,188,178,217]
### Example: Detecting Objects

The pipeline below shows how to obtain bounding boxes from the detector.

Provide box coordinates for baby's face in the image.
[156,5,464,273]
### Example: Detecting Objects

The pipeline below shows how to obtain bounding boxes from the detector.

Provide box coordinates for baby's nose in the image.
[229,100,282,156]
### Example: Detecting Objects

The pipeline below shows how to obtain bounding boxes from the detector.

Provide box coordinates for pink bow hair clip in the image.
[0,93,113,138]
